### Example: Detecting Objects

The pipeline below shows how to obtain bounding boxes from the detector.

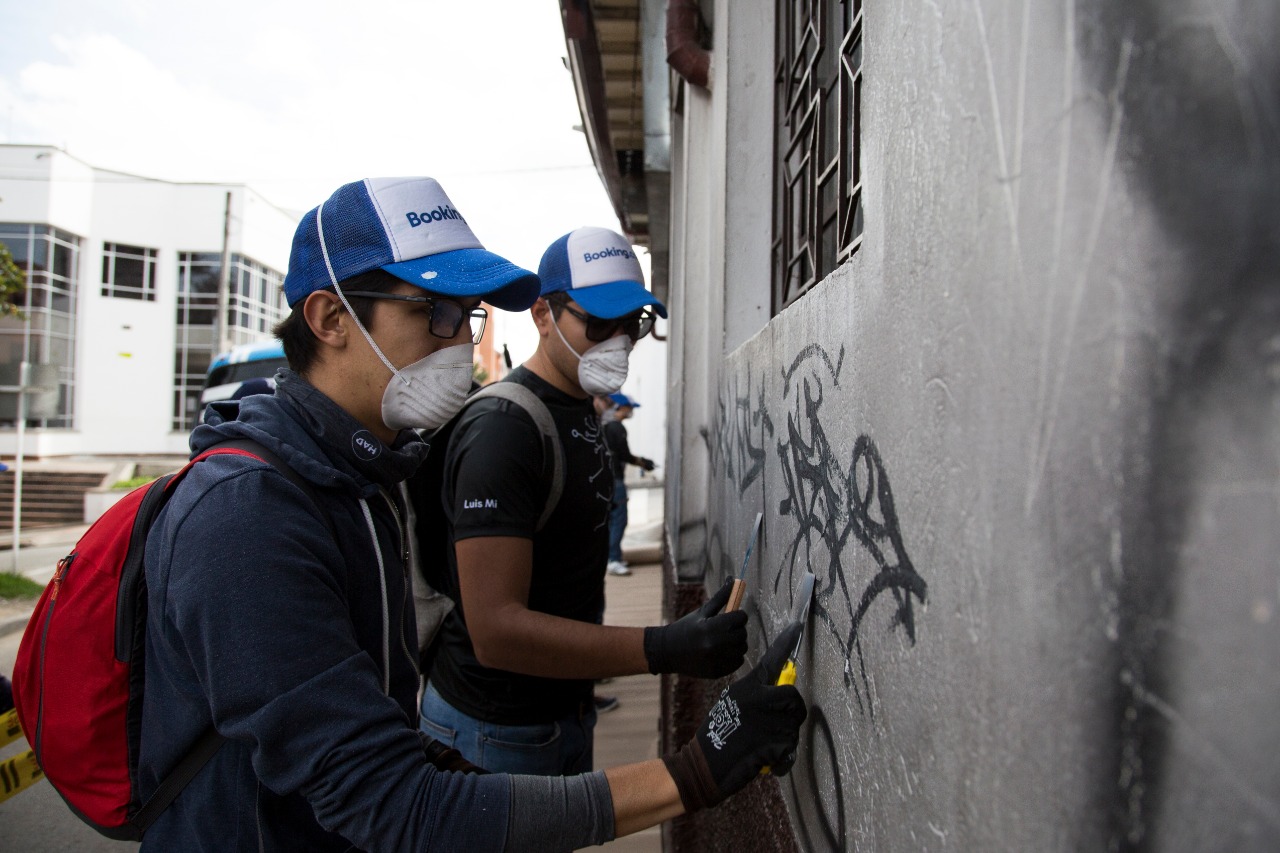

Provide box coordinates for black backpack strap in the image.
[129,727,224,834]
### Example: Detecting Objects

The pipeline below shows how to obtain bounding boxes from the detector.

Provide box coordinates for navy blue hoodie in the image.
[138,371,513,851]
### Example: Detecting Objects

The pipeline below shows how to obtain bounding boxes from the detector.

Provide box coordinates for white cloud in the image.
[1,1,607,214]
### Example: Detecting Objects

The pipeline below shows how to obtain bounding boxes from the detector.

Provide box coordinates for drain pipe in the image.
[666,0,710,89]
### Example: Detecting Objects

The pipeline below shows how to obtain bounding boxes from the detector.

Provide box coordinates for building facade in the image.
[561,1,1280,851]
[0,145,297,457]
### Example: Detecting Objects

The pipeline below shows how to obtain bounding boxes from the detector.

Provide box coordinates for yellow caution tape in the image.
[1,708,23,749]
[0,749,44,802]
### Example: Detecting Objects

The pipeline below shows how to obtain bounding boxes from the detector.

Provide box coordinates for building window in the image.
[772,0,864,311]
[101,242,157,301]
[172,252,286,430]
[0,224,81,429]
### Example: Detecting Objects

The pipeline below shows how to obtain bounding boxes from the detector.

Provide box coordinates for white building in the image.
[0,144,298,457]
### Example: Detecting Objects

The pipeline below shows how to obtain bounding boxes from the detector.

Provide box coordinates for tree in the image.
[0,242,25,318]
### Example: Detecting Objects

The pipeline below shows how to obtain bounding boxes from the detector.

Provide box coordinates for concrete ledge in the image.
[623,542,663,565]
[0,611,31,639]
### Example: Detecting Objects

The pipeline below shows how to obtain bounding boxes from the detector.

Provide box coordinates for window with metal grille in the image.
[772,0,864,311]
[101,242,157,300]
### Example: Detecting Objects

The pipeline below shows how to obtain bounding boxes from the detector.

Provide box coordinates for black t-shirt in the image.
[429,366,614,724]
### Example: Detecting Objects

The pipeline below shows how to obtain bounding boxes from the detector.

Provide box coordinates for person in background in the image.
[601,391,654,576]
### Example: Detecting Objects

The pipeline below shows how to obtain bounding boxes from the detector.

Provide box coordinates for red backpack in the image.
[10,440,318,840]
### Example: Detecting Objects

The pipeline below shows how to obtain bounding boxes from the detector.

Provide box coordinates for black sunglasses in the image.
[554,299,656,343]
[341,291,488,344]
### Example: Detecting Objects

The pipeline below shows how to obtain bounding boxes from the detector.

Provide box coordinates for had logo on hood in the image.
[351,429,383,462]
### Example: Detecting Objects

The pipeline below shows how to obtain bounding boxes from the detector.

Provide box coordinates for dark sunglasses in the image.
[342,291,488,344]
[554,300,656,343]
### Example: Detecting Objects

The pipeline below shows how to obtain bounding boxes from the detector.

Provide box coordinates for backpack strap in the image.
[127,438,330,835]
[465,383,565,531]
[130,727,224,832]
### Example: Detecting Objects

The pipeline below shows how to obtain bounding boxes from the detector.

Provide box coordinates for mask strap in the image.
[549,306,584,362]
[333,283,406,383]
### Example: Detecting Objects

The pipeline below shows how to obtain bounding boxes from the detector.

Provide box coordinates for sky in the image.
[0,0,626,363]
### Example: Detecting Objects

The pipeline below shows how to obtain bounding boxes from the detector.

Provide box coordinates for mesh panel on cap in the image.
[537,233,574,294]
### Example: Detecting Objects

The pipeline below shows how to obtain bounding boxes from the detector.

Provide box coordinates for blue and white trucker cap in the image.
[283,177,540,311]
[537,226,668,319]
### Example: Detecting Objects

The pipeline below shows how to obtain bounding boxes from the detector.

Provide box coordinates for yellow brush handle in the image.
[760,659,798,774]
[776,660,797,686]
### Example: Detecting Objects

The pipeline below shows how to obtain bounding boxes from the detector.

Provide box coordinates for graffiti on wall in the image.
[711,361,773,496]
[775,344,929,716]
[710,343,929,717]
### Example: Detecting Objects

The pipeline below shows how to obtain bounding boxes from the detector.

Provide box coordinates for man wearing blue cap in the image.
[600,392,655,576]
[418,226,753,778]
[134,185,805,851]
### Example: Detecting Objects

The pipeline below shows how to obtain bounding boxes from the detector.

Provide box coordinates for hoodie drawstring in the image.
[358,498,392,696]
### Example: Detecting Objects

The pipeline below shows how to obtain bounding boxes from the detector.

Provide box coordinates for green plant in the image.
[112,476,157,490]
[0,571,43,599]
[0,242,26,319]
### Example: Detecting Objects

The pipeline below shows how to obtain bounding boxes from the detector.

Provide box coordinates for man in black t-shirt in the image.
[420,226,749,776]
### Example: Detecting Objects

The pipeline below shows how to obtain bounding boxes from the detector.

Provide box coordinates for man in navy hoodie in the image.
[138,177,806,852]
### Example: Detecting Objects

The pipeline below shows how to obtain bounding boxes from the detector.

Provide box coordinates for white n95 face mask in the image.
[551,315,633,396]
[331,284,476,431]
[380,342,475,431]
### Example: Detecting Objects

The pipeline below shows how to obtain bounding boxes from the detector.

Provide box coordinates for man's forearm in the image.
[605,760,685,837]
[470,605,650,678]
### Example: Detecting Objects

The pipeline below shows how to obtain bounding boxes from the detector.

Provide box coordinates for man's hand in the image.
[637,457,657,472]
[643,579,748,677]
[661,622,807,811]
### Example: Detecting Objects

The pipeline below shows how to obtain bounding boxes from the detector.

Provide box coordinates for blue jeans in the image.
[608,478,628,563]
[419,682,596,776]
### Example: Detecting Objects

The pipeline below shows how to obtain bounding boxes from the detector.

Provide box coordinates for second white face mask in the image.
[380,342,475,431]
[551,315,633,396]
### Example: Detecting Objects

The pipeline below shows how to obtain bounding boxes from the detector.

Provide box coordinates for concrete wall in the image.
[664,0,1280,850]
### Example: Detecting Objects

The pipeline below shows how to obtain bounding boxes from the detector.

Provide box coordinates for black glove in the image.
[661,622,807,811]
[638,457,656,472]
[644,579,748,677]
[419,733,489,775]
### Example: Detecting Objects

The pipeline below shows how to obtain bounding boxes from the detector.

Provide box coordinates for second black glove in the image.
[644,578,748,678]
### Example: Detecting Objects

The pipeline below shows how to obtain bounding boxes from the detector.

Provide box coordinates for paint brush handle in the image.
[760,659,798,775]
[725,577,746,612]
[775,660,797,686]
